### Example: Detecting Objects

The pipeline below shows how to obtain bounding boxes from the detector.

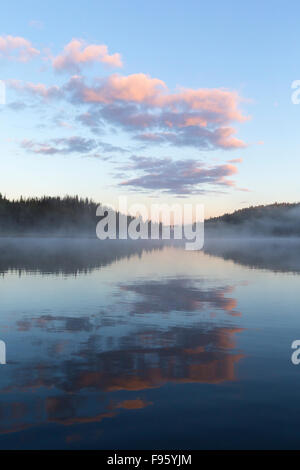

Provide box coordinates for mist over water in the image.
[0,238,167,275]
[206,204,300,238]
[204,237,300,273]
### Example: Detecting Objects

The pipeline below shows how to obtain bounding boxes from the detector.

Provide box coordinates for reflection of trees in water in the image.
[204,238,300,274]
[0,238,165,275]
[0,277,244,439]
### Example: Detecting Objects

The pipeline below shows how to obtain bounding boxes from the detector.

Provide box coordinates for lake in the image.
[0,237,299,449]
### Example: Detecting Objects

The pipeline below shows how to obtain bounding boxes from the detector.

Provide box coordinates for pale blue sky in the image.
[0,0,299,217]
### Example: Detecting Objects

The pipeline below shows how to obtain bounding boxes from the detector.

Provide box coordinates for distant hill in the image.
[206,202,300,237]
[0,194,132,237]
[0,194,161,238]
[1,195,299,238]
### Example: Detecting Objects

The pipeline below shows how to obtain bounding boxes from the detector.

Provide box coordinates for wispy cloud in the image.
[21,136,98,155]
[52,39,123,73]
[9,71,248,150]
[228,158,243,163]
[73,72,248,149]
[21,136,127,156]
[8,79,63,99]
[119,155,241,194]
[0,35,39,62]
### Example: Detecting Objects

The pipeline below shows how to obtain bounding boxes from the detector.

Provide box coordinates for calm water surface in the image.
[0,238,299,449]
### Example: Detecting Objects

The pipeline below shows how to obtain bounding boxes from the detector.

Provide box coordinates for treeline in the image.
[206,202,300,237]
[0,194,166,238]
[1,195,299,238]
[0,194,135,237]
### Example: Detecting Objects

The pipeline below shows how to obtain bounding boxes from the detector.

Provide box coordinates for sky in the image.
[0,0,300,218]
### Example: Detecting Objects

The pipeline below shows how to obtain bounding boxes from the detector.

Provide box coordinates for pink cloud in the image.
[81,73,166,104]
[0,35,39,62]
[76,74,246,126]
[8,79,62,99]
[119,156,241,194]
[212,128,246,149]
[64,74,248,149]
[52,39,122,73]
[10,71,249,150]
[21,136,98,155]
[161,88,247,124]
